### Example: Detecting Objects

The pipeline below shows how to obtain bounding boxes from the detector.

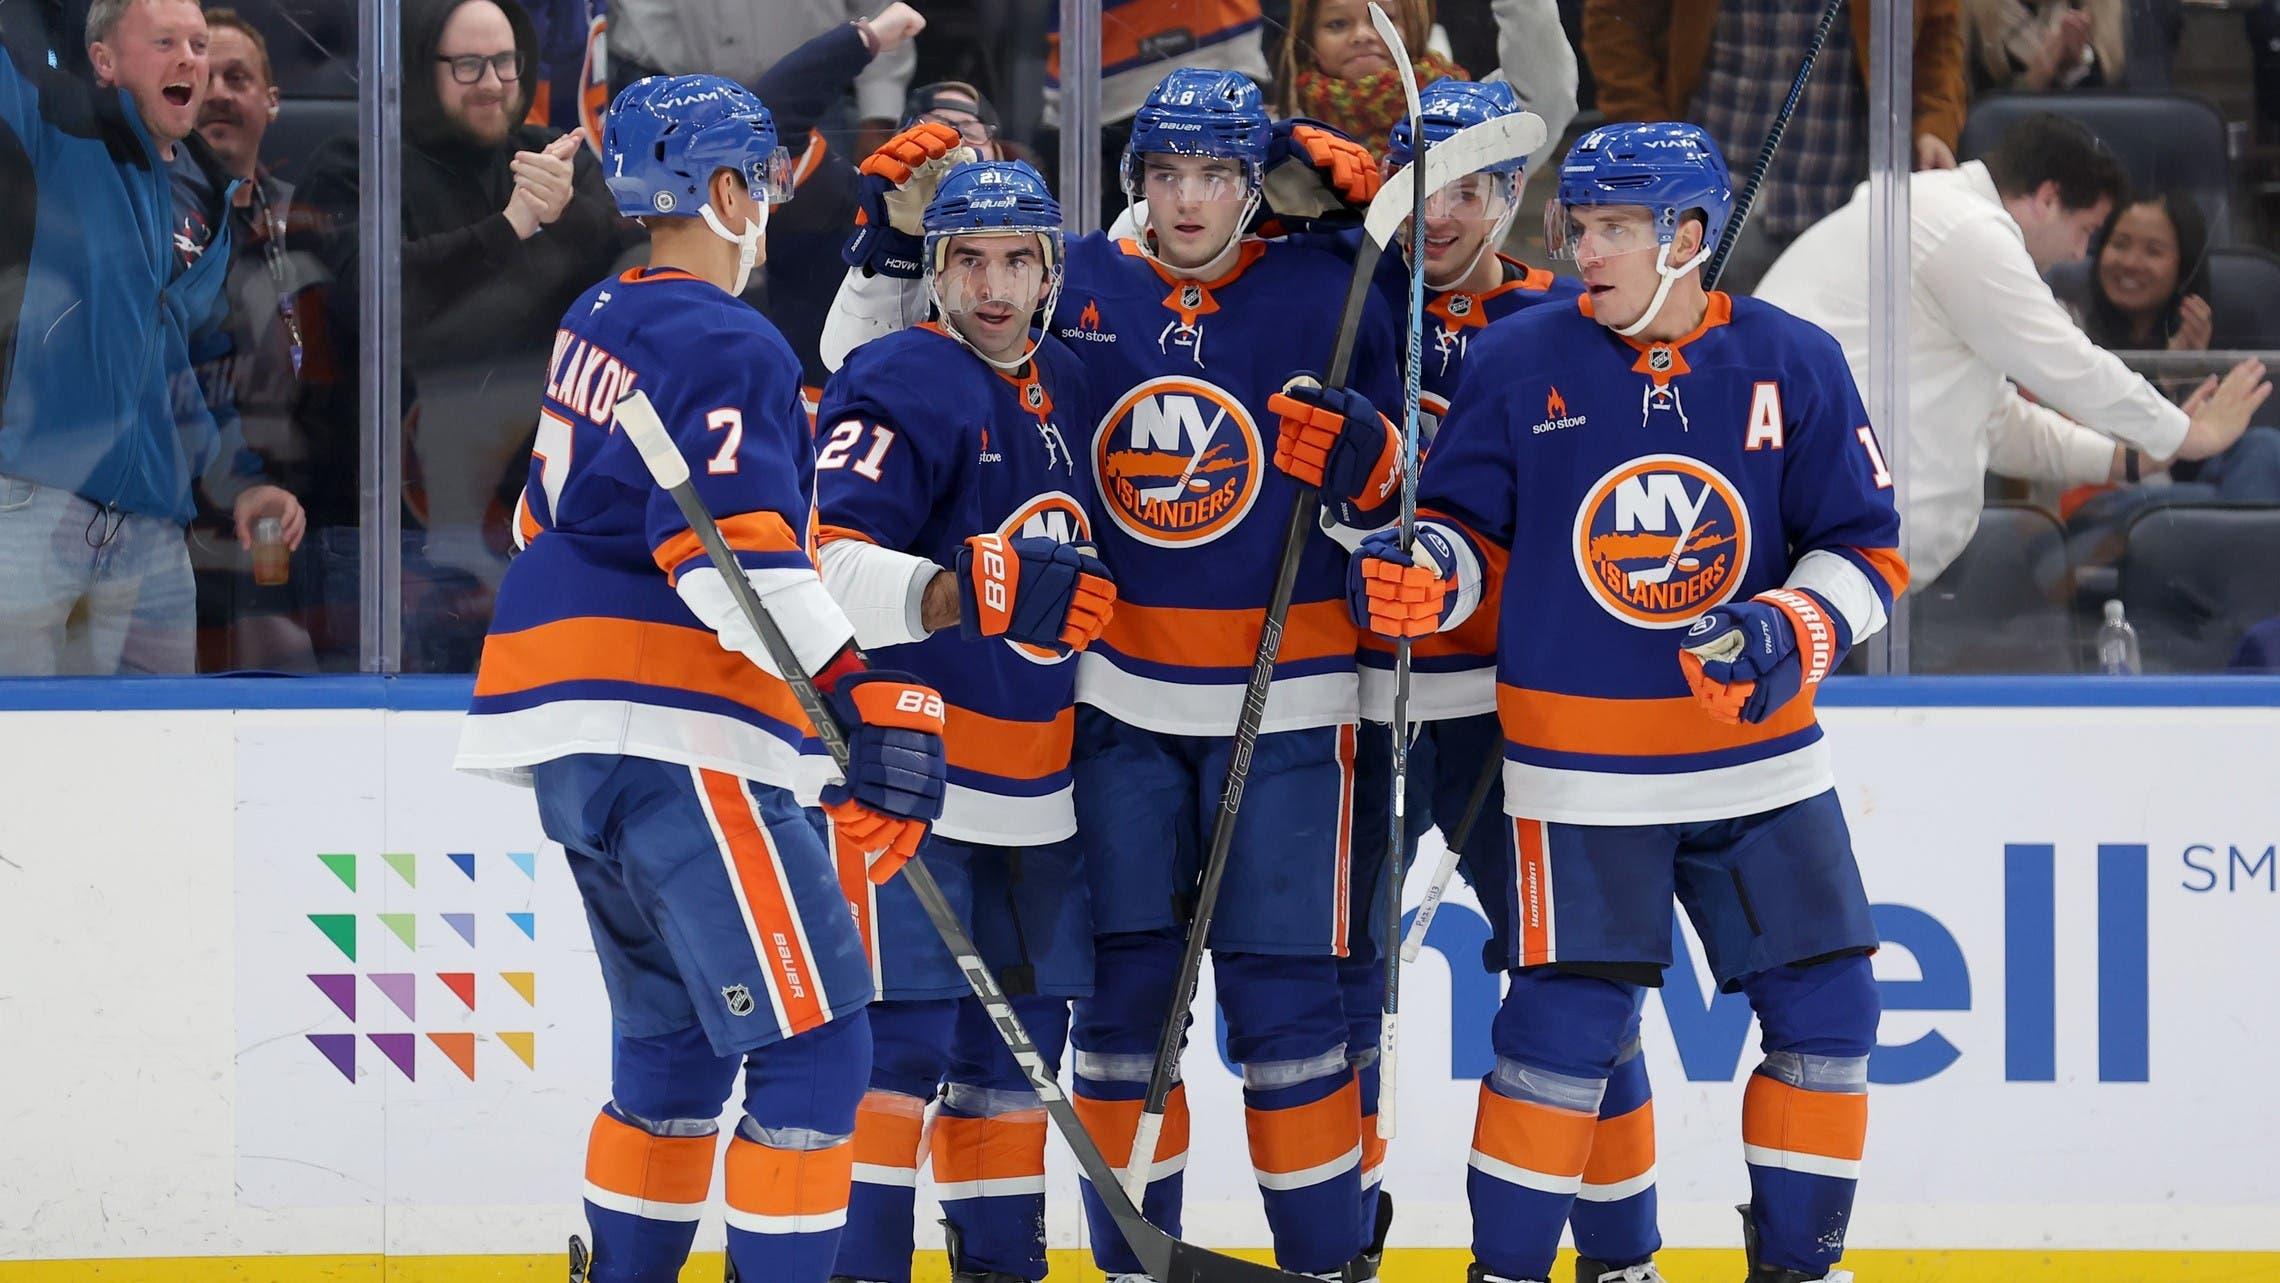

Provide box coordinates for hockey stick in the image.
[1118,109,1547,1207]
[1371,0,1426,1146]
[615,390,1310,1283]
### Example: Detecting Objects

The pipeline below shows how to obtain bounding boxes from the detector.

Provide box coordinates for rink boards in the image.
[0,676,2275,1280]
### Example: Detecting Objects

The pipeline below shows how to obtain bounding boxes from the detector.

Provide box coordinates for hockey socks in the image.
[1071,930,1192,1277]
[1244,1054,1367,1274]
[584,1024,739,1283]
[835,1000,956,1283]
[1569,1031,1661,1270]
[935,994,1070,1281]
[1738,955,1876,1277]
[726,1010,870,1283]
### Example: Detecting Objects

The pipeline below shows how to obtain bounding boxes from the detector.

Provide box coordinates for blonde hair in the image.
[1273,0,1434,116]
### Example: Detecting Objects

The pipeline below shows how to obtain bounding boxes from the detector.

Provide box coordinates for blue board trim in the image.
[0,673,2277,712]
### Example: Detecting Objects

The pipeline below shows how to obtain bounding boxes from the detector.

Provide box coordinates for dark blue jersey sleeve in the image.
[812,344,967,553]
[643,330,819,583]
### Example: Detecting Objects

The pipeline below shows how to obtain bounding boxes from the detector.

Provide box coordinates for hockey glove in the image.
[843,121,975,279]
[1256,118,1383,235]
[1269,377,1403,509]
[1678,588,1848,725]
[1349,525,1459,639]
[956,534,1117,653]
[818,666,948,883]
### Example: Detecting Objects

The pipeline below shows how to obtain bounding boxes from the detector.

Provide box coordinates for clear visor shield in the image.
[1543,201,1669,264]
[931,235,1056,318]
[1139,163,1249,205]
[746,145,799,204]
[1419,171,1517,224]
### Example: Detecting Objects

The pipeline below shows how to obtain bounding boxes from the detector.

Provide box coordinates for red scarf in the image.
[1291,52,1469,155]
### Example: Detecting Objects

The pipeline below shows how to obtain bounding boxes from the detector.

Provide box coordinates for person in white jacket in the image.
[1757,112,2269,588]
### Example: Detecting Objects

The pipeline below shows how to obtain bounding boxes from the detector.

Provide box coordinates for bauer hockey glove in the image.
[956,534,1117,653]
[1269,377,1403,510]
[1348,525,1460,639]
[818,666,948,882]
[844,121,975,279]
[1678,588,1848,725]
[1256,119,1384,235]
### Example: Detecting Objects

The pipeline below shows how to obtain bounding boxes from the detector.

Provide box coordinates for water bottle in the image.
[2096,600,2141,675]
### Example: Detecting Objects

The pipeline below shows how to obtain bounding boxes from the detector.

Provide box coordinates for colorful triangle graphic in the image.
[308,913,357,961]
[316,853,357,892]
[428,1032,477,1081]
[377,913,417,950]
[499,971,536,1006]
[508,851,536,880]
[369,972,416,1020]
[308,1033,356,1081]
[448,852,477,881]
[369,1033,416,1080]
[507,912,536,940]
[382,852,417,888]
[498,1031,537,1069]
[442,913,477,946]
[308,973,357,1020]
[438,972,477,1011]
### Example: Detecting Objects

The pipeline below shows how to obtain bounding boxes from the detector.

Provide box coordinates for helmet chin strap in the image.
[700,198,768,294]
[1129,185,1261,280]
[928,236,1064,372]
[1610,238,1707,339]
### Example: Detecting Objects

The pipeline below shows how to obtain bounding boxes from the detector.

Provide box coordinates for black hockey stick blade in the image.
[615,390,1316,1283]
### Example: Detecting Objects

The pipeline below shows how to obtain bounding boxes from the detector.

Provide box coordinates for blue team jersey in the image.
[1359,252,1583,721]
[458,267,829,793]
[814,324,1099,844]
[1046,233,1402,736]
[1418,292,1909,825]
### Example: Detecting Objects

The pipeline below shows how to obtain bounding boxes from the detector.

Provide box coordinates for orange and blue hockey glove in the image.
[1348,526,1458,640]
[1269,376,1402,510]
[956,534,1117,654]
[1257,118,1384,234]
[817,664,947,883]
[1679,588,1849,725]
[844,121,973,279]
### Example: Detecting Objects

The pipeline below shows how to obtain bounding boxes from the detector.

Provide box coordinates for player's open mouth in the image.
[163,82,194,106]
[1174,222,1205,236]
[1425,233,1459,254]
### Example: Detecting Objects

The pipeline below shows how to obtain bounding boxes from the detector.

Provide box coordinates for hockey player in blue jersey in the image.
[454,76,951,1283]
[832,67,1406,1280]
[813,159,1117,1283]
[1350,123,1909,1283]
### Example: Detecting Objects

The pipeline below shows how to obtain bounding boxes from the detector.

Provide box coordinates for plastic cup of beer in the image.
[253,516,290,586]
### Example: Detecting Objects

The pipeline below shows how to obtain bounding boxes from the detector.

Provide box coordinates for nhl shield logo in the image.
[1448,293,1475,318]
[1180,283,1203,310]
[1025,382,1045,410]
[721,984,756,1017]
[1647,346,1674,374]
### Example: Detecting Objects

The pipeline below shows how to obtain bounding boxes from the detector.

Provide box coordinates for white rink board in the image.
[0,702,2275,1259]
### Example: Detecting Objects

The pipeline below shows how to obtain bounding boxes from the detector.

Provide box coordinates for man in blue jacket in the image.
[0,0,303,675]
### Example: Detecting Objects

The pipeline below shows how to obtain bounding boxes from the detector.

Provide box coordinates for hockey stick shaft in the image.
[1402,746,1498,962]
[616,390,1307,1283]
[1704,0,1847,286]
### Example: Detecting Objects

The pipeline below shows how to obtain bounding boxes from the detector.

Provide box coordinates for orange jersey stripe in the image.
[852,1091,925,1169]
[475,616,812,732]
[1332,723,1356,956]
[944,705,1074,782]
[1072,1086,1191,1168]
[1498,683,1818,758]
[653,510,805,584]
[1104,598,1356,670]
[1246,1078,1361,1176]
[1513,818,1553,966]
[1581,1099,1657,1186]
[698,770,829,1036]
[1473,1083,1598,1179]
[584,1112,716,1204]
[930,1112,1048,1185]
[723,1135,855,1217]
[1855,545,1910,599]
[1742,1076,1868,1162]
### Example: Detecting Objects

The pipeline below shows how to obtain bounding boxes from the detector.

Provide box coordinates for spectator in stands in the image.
[0,0,303,676]
[1582,0,1968,290]
[295,0,637,669]
[905,78,1002,160]
[1756,112,2272,589]
[184,7,322,670]
[1964,0,2125,93]
[606,0,918,154]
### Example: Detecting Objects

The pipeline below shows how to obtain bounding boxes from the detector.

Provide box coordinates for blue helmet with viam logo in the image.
[602,74,794,219]
[1550,120,1734,258]
[1386,78,1528,177]
[922,160,1067,370]
[1120,67,1272,198]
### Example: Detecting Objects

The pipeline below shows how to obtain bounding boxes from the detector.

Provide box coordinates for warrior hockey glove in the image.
[844,121,975,279]
[818,665,948,883]
[1269,377,1403,509]
[1678,588,1849,725]
[1349,525,1459,639]
[1256,118,1383,235]
[956,534,1117,653]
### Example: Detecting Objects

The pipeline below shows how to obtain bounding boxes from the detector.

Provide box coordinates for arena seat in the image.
[1912,502,2079,673]
[1959,92,2235,242]
[2118,504,2280,672]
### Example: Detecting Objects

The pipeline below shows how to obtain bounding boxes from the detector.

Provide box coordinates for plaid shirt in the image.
[1689,0,1866,239]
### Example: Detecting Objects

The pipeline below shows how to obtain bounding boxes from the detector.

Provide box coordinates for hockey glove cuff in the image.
[956,534,1117,653]
[818,667,948,883]
[1269,377,1402,507]
[1349,525,1458,639]
[1678,588,1848,725]
[844,122,975,278]
[1257,119,1383,233]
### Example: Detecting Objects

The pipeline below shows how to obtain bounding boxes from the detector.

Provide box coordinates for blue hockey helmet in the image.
[1119,67,1272,198]
[1385,78,1528,177]
[922,160,1067,371]
[1546,121,1733,262]
[602,74,795,219]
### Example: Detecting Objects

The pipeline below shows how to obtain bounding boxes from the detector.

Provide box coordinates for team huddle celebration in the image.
[452,14,1904,1278]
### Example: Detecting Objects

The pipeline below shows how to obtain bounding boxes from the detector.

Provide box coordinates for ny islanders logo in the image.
[999,491,1093,663]
[1093,377,1260,548]
[1572,454,1750,627]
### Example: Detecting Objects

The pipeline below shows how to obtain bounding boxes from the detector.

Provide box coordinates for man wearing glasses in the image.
[905,80,1000,161]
